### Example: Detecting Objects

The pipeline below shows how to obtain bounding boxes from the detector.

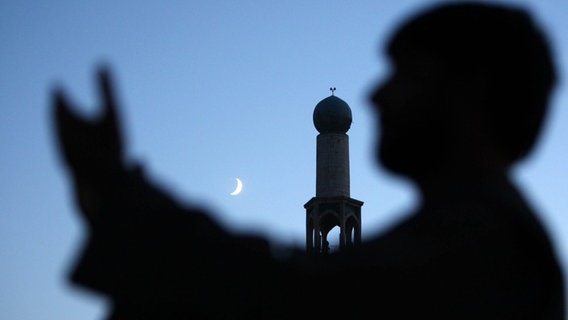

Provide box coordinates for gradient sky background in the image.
[1,0,568,318]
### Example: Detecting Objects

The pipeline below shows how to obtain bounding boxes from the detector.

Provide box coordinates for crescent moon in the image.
[230,178,243,196]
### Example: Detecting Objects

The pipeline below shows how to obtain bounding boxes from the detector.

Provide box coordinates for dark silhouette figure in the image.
[53,2,564,319]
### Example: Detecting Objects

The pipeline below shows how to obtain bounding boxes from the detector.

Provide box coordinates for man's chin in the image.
[377,146,419,178]
[377,148,405,176]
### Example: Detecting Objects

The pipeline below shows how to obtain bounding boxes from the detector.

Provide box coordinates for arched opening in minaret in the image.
[320,212,340,254]
[307,217,316,253]
[326,226,341,253]
[345,215,361,248]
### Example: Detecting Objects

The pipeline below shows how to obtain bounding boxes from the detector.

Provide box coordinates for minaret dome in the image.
[313,95,352,134]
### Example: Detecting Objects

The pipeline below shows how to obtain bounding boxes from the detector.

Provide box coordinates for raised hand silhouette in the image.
[54,68,124,180]
[53,68,126,223]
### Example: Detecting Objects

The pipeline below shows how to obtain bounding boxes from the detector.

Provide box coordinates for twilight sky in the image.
[1,0,567,318]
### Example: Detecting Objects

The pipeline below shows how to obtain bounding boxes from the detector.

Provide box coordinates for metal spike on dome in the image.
[330,87,336,96]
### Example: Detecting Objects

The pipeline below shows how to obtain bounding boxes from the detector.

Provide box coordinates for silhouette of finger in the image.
[53,90,70,155]
[53,89,69,133]
[53,89,89,165]
[97,66,124,156]
[98,66,120,124]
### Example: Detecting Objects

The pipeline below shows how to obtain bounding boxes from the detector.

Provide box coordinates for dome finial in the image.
[330,87,336,96]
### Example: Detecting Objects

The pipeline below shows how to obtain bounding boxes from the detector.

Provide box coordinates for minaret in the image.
[304,89,363,255]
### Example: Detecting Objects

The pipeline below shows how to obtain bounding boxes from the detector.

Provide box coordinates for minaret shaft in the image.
[316,133,350,197]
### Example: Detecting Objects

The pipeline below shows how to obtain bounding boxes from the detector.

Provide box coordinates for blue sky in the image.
[1,0,567,318]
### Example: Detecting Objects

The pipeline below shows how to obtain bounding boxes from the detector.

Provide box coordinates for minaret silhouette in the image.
[304,90,363,255]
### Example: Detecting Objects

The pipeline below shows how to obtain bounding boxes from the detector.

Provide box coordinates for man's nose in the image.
[369,82,386,110]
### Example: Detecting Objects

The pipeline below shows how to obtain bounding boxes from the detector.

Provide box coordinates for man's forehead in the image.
[388,50,446,71]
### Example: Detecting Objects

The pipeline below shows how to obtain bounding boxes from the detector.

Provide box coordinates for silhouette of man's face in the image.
[370,51,456,179]
[369,3,557,179]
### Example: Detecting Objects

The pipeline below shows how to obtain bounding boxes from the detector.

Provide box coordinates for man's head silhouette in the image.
[370,2,556,184]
